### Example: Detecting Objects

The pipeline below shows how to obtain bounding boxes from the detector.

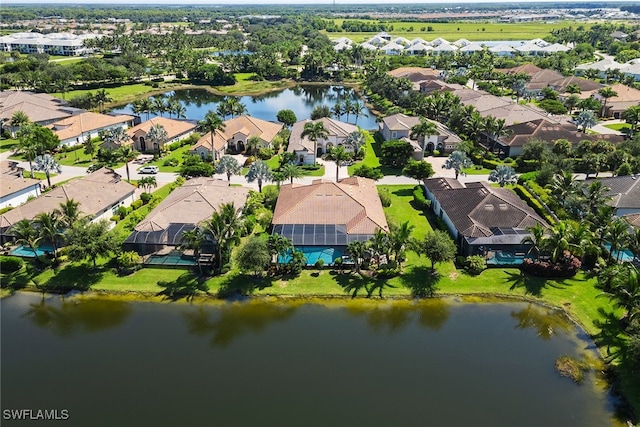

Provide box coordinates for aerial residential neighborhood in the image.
[1,3,640,426]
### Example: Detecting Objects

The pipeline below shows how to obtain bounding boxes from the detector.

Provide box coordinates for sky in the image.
[4,0,599,4]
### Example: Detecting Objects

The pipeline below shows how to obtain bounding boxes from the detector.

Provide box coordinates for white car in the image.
[139,165,159,174]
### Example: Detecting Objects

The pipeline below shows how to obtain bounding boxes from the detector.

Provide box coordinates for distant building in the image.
[49,111,135,148]
[0,32,100,56]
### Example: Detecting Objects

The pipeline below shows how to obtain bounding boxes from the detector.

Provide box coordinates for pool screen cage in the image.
[124,223,212,255]
[272,224,371,246]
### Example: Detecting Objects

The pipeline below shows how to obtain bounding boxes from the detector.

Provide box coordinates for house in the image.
[624,213,640,229]
[575,57,626,79]
[0,168,135,243]
[491,118,624,157]
[423,178,547,256]
[124,178,249,256]
[0,161,41,210]
[388,67,440,83]
[222,115,283,153]
[379,113,461,157]
[190,129,229,161]
[0,32,100,56]
[272,177,388,264]
[594,84,640,118]
[0,91,79,136]
[126,117,196,152]
[419,80,463,94]
[496,63,545,78]
[288,118,359,165]
[595,175,640,217]
[48,111,135,148]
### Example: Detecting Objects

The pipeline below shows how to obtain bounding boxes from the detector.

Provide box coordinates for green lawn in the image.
[56,147,95,166]
[146,145,191,172]
[215,74,295,95]
[21,170,52,181]
[0,138,19,153]
[347,134,401,177]
[603,123,631,131]
[52,83,158,104]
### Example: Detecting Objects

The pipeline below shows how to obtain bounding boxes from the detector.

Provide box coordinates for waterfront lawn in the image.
[216,74,294,95]
[379,184,433,238]
[52,83,158,104]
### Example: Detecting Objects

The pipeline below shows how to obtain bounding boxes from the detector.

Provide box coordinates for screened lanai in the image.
[272,224,371,246]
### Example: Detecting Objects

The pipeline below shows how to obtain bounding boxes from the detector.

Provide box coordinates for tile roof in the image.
[288,118,358,153]
[499,119,623,147]
[0,168,135,230]
[495,63,545,77]
[596,175,640,210]
[623,213,640,228]
[0,175,40,199]
[223,116,282,143]
[425,180,547,238]
[388,67,440,82]
[380,113,421,131]
[48,111,134,141]
[191,129,229,152]
[272,177,388,235]
[0,91,77,124]
[526,69,566,90]
[132,178,249,233]
[126,117,196,141]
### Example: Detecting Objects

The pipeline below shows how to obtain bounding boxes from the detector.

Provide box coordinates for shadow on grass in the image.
[1,263,39,291]
[592,307,627,363]
[398,266,440,297]
[503,270,568,297]
[157,273,209,302]
[217,273,274,299]
[333,271,397,298]
[40,264,104,293]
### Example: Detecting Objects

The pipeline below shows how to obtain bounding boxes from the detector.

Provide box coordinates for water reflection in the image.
[183,300,297,348]
[510,303,570,340]
[344,300,451,334]
[23,296,131,337]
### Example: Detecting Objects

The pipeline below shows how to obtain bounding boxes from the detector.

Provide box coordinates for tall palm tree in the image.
[368,229,390,267]
[342,98,354,123]
[598,87,618,118]
[347,240,367,275]
[410,117,438,155]
[199,111,225,163]
[55,199,82,228]
[152,96,167,117]
[16,126,38,178]
[351,101,367,125]
[281,163,303,184]
[389,221,415,268]
[139,98,153,120]
[117,145,137,182]
[138,176,157,193]
[332,102,344,120]
[9,219,41,257]
[180,227,206,274]
[9,110,30,136]
[328,145,352,182]
[522,223,546,261]
[215,155,242,185]
[34,154,61,188]
[546,171,579,208]
[246,160,273,193]
[203,202,243,270]
[301,121,329,161]
[94,89,112,113]
[584,181,611,216]
[605,219,631,263]
[543,221,577,263]
[34,211,62,259]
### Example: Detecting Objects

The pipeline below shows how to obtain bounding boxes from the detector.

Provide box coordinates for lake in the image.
[110,85,379,130]
[1,293,617,427]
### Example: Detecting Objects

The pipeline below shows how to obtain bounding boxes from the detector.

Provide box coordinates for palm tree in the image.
[584,181,611,216]
[101,126,130,149]
[328,145,352,182]
[34,211,62,259]
[55,199,82,228]
[546,171,578,208]
[347,240,367,275]
[301,121,329,161]
[351,101,367,125]
[9,110,30,136]
[9,219,41,257]
[138,176,157,193]
[215,155,242,185]
[140,98,153,120]
[343,98,354,122]
[575,110,598,132]
[246,136,261,156]
[488,165,517,187]
[444,150,472,179]
[605,219,631,263]
[94,89,112,113]
[180,227,206,274]
[173,104,187,120]
[166,98,181,119]
[117,145,137,182]
[281,163,303,184]
[389,221,415,268]
[203,202,243,270]
[152,96,167,117]
[543,221,577,263]
[34,154,61,188]
[146,124,168,153]
[368,229,390,267]
[344,130,365,154]
[246,160,273,193]
[332,102,344,120]
[598,87,618,118]
[199,111,225,163]
[410,117,438,156]
[622,105,640,136]
[521,223,546,261]
[16,126,38,178]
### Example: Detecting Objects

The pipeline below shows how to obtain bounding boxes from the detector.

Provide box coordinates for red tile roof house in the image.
[423,178,547,259]
[0,168,136,244]
[126,117,197,153]
[272,177,388,265]
[190,129,229,161]
[48,111,135,148]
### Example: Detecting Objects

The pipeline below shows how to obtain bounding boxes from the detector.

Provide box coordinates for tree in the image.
[9,110,30,136]
[521,223,546,261]
[146,124,169,153]
[203,202,243,270]
[521,139,550,168]
[138,176,157,193]
[389,221,415,267]
[116,145,137,183]
[34,211,62,259]
[236,235,271,276]
[347,240,367,275]
[16,126,38,178]
[410,117,438,155]
[543,221,577,263]
[381,140,414,168]
[276,109,297,128]
[301,121,329,161]
[402,160,434,184]
[94,89,112,113]
[215,155,242,185]
[55,199,83,228]
[281,163,303,184]
[605,219,631,263]
[246,160,273,193]
[310,105,331,120]
[546,171,578,208]
[598,87,618,118]
[444,150,472,179]
[66,220,118,268]
[575,110,598,132]
[268,233,293,271]
[83,135,98,158]
[413,230,457,272]
[100,127,129,149]
[622,105,640,136]
[344,130,365,154]
[351,101,367,125]
[9,219,41,258]
[180,227,206,274]
[246,135,261,156]
[34,154,61,188]
[199,111,225,163]
[328,145,352,182]
[488,165,517,187]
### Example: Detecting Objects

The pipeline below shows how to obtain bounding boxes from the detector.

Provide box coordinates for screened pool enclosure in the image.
[272,224,372,246]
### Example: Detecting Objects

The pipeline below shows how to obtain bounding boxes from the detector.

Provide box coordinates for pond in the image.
[1,293,618,427]
[110,85,379,130]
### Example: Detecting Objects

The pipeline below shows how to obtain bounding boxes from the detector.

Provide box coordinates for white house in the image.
[0,161,40,210]
[288,118,360,165]
[49,112,135,148]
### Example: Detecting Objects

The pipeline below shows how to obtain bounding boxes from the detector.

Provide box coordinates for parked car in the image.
[139,165,159,174]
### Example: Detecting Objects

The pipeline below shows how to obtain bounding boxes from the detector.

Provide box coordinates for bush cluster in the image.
[520,252,581,278]
[0,256,23,273]
[412,186,431,211]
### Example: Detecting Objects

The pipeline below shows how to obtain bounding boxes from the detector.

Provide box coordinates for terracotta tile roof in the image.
[480,103,554,126]
[1,160,23,177]
[48,111,134,141]
[495,63,544,77]
[426,180,547,238]
[0,91,78,124]
[272,177,388,236]
[381,113,420,131]
[132,178,249,232]
[554,76,602,93]
[606,84,640,102]
[126,117,196,141]
[223,116,282,143]
[498,119,624,148]
[0,168,135,230]
[191,129,229,152]
[388,67,440,82]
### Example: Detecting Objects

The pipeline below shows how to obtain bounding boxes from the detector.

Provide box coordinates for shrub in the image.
[116,205,129,219]
[513,185,555,225]
[503,157,514,163]
[378,188,392,207]
[163,158,179,167]
[465,255,487,275]
[140,192,153,204]
[520,251,581,278]
[412,186,431,211]
[116,251,141,275]
[243,215,256,236]
[517,171,538,184]
[352,164,383,180]
[131,200,143,210]
[315,259,325,269]
[167,142,181,152]
[481,159,501,170]
[244,156,256,167]
[220,263,232,275]
[0,256,23,273]
[257,148,274,160]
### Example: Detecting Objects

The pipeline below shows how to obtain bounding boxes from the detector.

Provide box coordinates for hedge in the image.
[412,185,431,211]
[481,159,501,170]
[513,185,555,224]
[0,256,23,273]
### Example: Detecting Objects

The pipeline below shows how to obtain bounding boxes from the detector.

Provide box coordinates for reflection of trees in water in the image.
[183,302,297,348]
[169,89,223,108]
[345,300,451,335]
[24,297,132,337]
[510,304,570,340]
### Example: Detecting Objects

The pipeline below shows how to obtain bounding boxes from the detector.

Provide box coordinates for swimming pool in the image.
[486,251,533,266]
[279,246,345,266]
[146,250,197,266]
[604,244,636,263]
[10,245,55,258]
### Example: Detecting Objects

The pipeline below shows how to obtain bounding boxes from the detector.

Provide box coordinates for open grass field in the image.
[324,20,592,42]
[215,73,295,95]
[52,83,158,104]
